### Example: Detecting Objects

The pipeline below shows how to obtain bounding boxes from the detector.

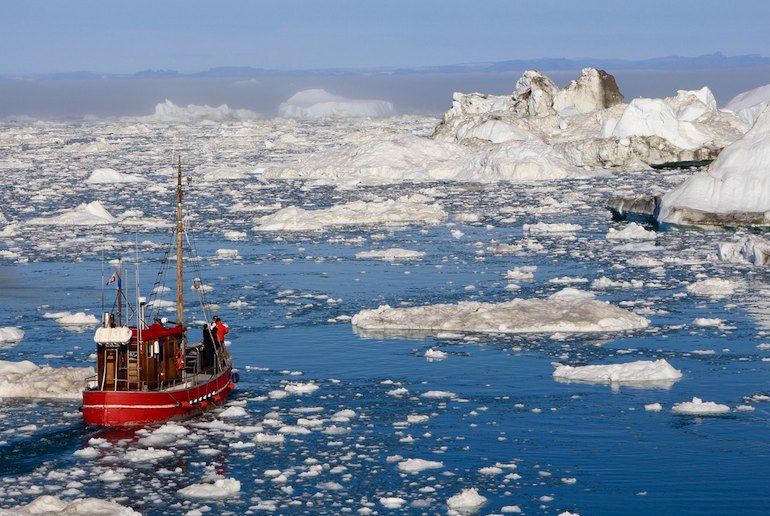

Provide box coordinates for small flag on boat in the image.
[106,273,117,286]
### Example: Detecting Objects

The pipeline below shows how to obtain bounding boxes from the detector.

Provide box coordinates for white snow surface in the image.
[0,360,94,398]
[27,201,117,226]
[658,103,770,225]
[253,196,446,232]
[85,168,145,184]
[552,359,682,385]
[279,89,396,119]
[352,289,649,334]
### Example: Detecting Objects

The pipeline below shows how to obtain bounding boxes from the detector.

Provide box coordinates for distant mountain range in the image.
[8,52,770,80]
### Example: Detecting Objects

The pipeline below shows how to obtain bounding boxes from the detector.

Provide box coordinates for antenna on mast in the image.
[176,156,184,326]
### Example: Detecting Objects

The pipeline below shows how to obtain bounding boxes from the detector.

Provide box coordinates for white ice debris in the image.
[552,359,682,386]
[397,458,444,473]
[279,89,395,118]
[28,201,117,226]
[219,406,248,418]
[644,403,663,412]
[253,196,446,231]
[446,488,487,513]
[379,497,407,509]
[657,103,770,226]
[352,289,649,334]
[606,222,656,240]
[0,360,94,398]
[0,327,24,343]
[717,235,770,266]
[284,382,319,395]
[672,397,730,415]
[686,278,737,297]
[177,478,241,498]
[3,495,140,515]
[53,312,100,326]
[523,222,581,234]
[355,248,426,261]
[86,168,145,184]
[424,348,448,360]
[692,318,722,327]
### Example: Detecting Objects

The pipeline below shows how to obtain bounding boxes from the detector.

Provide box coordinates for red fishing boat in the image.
[82,158,237,426]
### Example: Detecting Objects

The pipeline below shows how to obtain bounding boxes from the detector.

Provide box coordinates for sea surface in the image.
[0,116,769,514]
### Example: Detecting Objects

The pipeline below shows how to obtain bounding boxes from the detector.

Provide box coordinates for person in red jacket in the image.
[212,315,229,346]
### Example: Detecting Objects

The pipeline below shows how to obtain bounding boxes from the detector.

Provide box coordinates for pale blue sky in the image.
[1,0,768,74]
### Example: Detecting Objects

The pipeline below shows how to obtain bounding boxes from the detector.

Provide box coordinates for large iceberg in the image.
[147,99,259,122]
[552,359,682,387]
[724,83,770,127]
[352,289,650,335]
[279,89,396,118]
[657,103,770,226]
[434,68,744,170]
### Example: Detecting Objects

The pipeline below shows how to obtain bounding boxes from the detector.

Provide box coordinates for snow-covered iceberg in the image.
[279,89,395,118]
[147,99,259,122]
[552,359,682,388]
[718,235,770,265]
[352,288,650,335]
[724,83,770,127]
[434,68,744,170]
[657,104,770,226]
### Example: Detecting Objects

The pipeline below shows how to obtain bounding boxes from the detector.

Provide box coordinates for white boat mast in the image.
[176,156,184,326]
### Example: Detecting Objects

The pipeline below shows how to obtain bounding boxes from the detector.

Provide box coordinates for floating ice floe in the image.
[86,168,146,184]
[686,278,737,297]
[0,327,24,343]
[657,103,770,227]
[606,222,656,241]
[397,458,444,473]
[1,495,140,515]
[672,397,730,415]
[552,359,682,388]
[253,196,446,232]
[27,201,117,226]
[0,360,94,398]
[177,478,241,498]
[424,348,448,360]
[717,235,770,266]
[355,248,426,261]
[52,311,100,326]
[279,89,395,119]
[446,488,487,514]
[352,288,649,335]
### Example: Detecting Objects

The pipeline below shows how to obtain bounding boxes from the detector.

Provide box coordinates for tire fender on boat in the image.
[232,372,240,384]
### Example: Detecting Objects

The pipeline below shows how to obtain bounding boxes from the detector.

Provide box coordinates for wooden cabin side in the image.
[95,327,185,391]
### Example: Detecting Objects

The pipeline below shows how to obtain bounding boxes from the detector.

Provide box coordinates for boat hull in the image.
[82,368,234,426]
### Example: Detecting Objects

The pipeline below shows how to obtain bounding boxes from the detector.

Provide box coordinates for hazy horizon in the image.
[1,66,768,119]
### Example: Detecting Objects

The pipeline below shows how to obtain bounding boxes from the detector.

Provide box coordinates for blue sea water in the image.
[0,118,769,514]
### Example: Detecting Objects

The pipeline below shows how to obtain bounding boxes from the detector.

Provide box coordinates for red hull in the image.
[82,368,234,426]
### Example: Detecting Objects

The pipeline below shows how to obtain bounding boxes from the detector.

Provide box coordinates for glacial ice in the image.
[0,360,94,398]
[672,397,730,415]
[85,168,146,184]
[552,359,682,386]
[657,104,770,226]
[0,327,24,343]
[352,289,650,334]
[279,89,396,119]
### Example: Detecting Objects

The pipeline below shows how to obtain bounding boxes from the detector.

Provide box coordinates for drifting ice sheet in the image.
[0,360,94,398]
[279,89,396,118]
[253,196,446,232]
[352,289,649,334]
[552,359,682,387]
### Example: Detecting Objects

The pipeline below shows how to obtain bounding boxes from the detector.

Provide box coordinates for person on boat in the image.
[212,316,229,345]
